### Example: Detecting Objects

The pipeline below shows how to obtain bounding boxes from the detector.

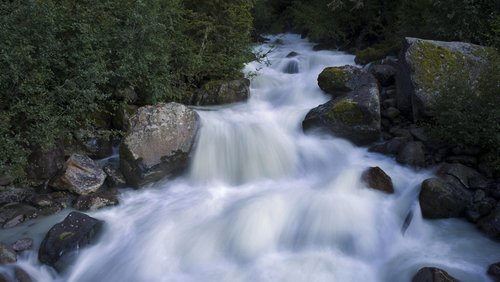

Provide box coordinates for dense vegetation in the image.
[0,0,254,181]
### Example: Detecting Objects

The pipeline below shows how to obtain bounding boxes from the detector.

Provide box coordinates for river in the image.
[2,34,499,282]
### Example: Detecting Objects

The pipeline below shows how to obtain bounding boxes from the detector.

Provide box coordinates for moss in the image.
[408,42,467,94]
[329,99,364,125]
[317,67,352,94]
[354,40,402,65]
[59,231,74,241]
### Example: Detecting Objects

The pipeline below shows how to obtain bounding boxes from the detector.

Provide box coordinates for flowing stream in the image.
[2,34,500,282]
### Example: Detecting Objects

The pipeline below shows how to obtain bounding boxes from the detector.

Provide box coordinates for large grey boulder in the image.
[38,212,103,272]
[419,178,472,219]
[303,65,381,145]
[50,154,106,195]
[411,267,458,282]
[120,103,199,187]
[191,78,250,106]
[397,37,496,120]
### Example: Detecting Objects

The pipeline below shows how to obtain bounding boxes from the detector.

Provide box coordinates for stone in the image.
[0,187,36,205]
[419,178,471,219]
[369,137,411,156]
[0,243,16,264]
[11,238,33,252]
[477,206,500,239]
[397,37,496,120]
[73,189,118,211]
[191,78,250,105]
[304,66,381,145]
[112,104,138,131]
[50,154,106,195]
[411,267,458,282]
[14,268,31,282]
[120,103,199,187]
[437,163,488,190]
[368,64,396,87]
[488,262,500,282]
[382,98,396,109]
[64,130,113,159]
[0,203,37,228]
[25,147,65,185]
[35,192,75,216]
[286,51,299,58]
[361,167,394,193]
[38,212,104,271]
[381,107,400,121]
[0,274,8,282]
[102,163,126,188]
[396,141,426,167]
[445,155,478,166]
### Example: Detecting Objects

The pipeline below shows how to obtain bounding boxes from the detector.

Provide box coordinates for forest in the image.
[0,0,498,182]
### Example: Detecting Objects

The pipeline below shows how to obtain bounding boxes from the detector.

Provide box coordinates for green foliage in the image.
[0,0,255,182]
[429,52,500,168]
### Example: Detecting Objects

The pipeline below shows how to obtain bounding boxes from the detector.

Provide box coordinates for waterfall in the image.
[3,34,499,282]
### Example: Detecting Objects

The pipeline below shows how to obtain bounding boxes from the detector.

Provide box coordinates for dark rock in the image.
[35,192,74,216]
[0,243,16,264]
[25,147,65,185]
[382,98,396,109]
[50,154,106,195]
[452,146,482,156]
[0,187,36,205]
[445,155,478,166]
[38,212,104,271]
[64,130,113,159]
[409,127,429,143]
[419,178,472,218]
[14,268,32,282]
[368,64,396,87]
[396,141,426,167]
[361,167,394,193]
[381,107,400,121]
[304,66,381,145]
[113,86,137,103]
[0,203,37,228]
[191,79,250,106]
[398,37,496,121]
[381,118,392,130]
[478,206,500,239]
[120,103,199,187]
[11,238,33,252]
[411,267,458,282]
[73,189,118,211]
[437,163,489,190]
[369,137,411,156]
[389,128,412,139]
[103,163,126,188]
[488,262,500,282]
[0,274,8,282]
[112,104,138,131]
[286,51,299,58]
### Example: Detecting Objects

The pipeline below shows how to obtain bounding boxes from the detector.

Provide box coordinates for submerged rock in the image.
[419,178,471,218]
[361,167,394,194]
[38,212,103,272]
[411,267,458,282]
[191,78,250,105]
[11,238,33,252]
[304,66,381,145]
[120,103,199,187]
[50,154,106,195]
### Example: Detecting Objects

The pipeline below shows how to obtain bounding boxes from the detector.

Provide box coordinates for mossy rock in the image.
[328,99,364,125]
[354,40,402,65]
[191,78,250,106]
[317,67,353,96]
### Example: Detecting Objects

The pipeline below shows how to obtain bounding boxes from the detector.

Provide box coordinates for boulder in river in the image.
[304,65,381,145]
[38,211,103,272]
[419,177,471,218]
[397,37,496,120]
[190,78,250,106]
[396,141,426,167]
[50,154,106,195]
[411,267,458,282]
[120,102,199,187]
[477,206,500,240]
[361,167,394,194]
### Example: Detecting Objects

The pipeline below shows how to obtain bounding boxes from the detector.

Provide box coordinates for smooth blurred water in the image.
[2,34,499,282]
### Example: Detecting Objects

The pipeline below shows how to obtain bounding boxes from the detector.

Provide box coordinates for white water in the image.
[2,34,499,282]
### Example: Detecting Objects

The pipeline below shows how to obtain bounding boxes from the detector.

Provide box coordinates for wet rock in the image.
[103,163,126,188]
[396,141,426,167]
[477,206,500,239]
[64,130,113,159]
[437,163,488,190]
[419,178,472,218]
[14,268,32,282]
[112,104,138,131]
[411,267,458,282]
[25,146,65,185]
[369,137,411,156]
[286,51,299,58]
[381,107,400,121]
[361,167,394,193]
[0,187,36,205]
[390,128,412,139]
[382,98,396,109]
[398,37,496,120]
[191,79,250,106]
[11,238,33,252]
[120,103,199,187]
[50,154,106,195]
[38,212,104,271]
[488,262,500,282]
[35,192,74,216]
[73,189,118,211]
[368,64,396,87]
[445,155,478,166]
[0,203,37,228]
[0,243,16,264]
[304,66,381,145]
